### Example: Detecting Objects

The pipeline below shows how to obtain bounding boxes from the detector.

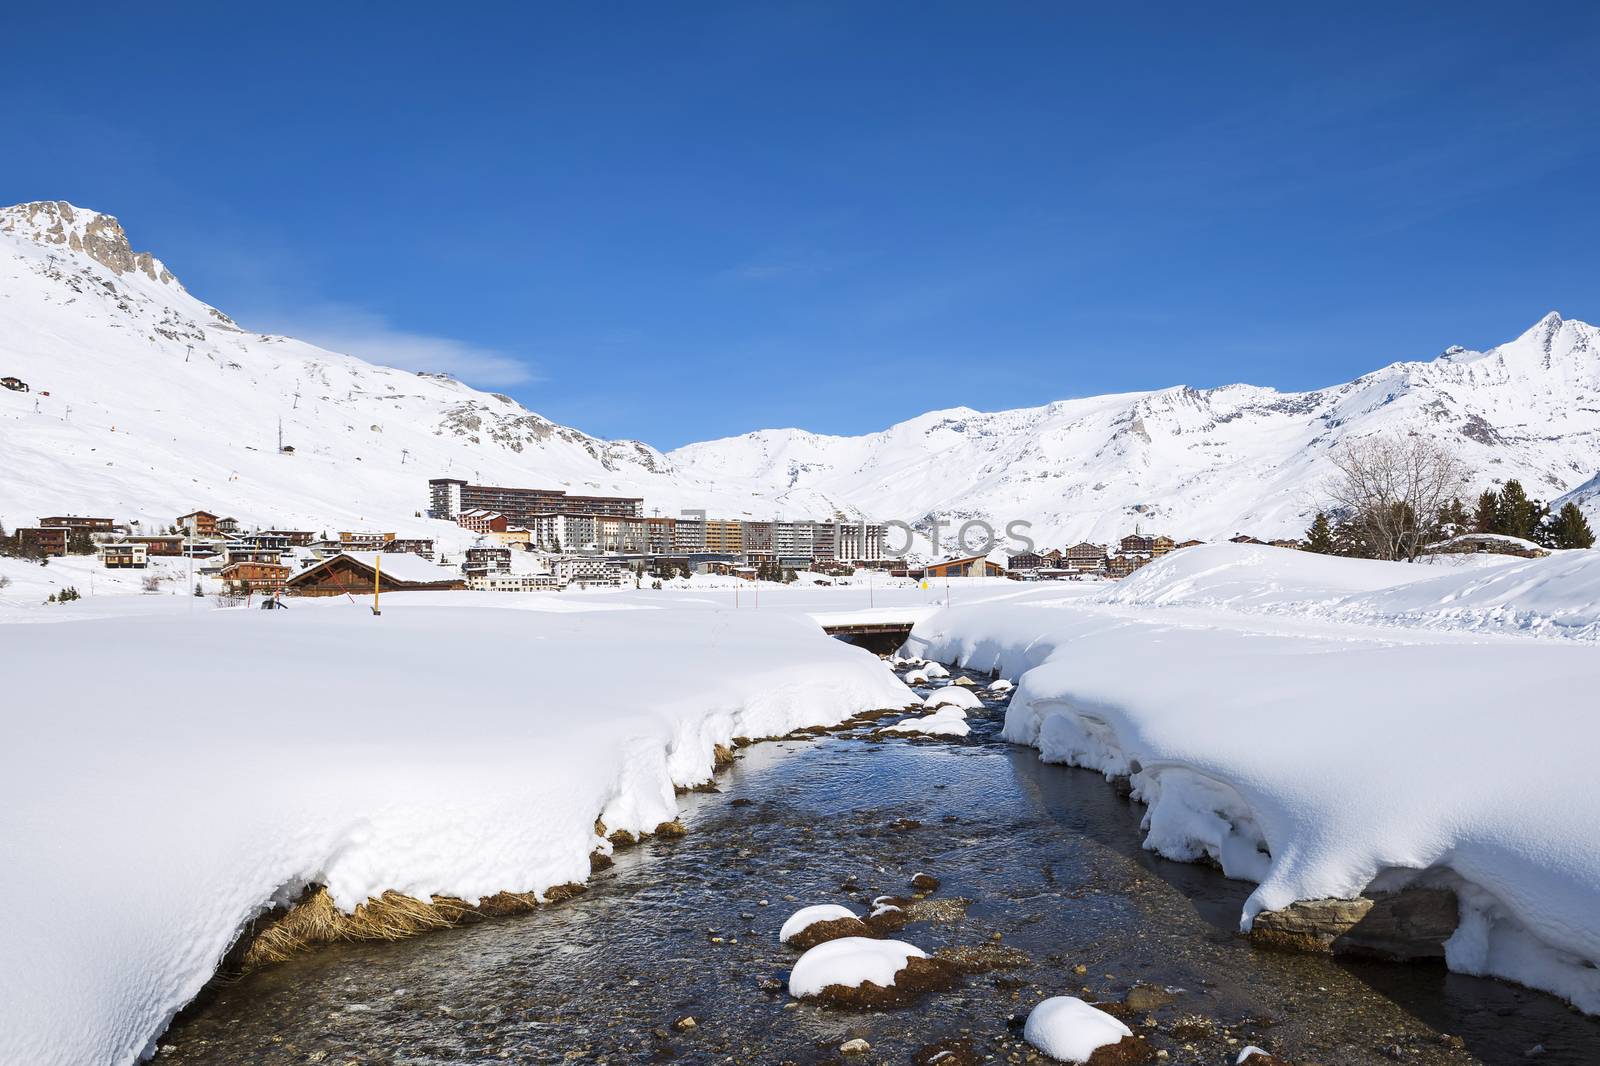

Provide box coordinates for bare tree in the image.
[1324,433,1467,561]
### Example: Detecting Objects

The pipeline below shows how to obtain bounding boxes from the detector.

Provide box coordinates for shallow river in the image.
[160,673,1600,1065]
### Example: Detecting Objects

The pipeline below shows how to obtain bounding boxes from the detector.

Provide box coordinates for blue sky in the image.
[6,3,1599,448]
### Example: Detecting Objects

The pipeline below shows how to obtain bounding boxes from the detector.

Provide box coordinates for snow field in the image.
[0,596,914,1066]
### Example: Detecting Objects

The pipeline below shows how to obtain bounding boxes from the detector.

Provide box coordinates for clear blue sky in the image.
[6,3,1599,448]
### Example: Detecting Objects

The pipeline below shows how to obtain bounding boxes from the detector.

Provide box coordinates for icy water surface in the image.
[160,673,1600,1065]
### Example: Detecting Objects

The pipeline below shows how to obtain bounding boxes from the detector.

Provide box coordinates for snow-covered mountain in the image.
[3,200,1597,549]
[0,201,746,538]
[671,314,1600,545]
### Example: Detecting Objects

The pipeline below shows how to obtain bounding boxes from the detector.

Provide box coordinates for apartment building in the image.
[427,478,641,524]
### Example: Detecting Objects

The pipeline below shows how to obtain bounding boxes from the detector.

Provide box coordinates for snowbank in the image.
[906,544,1600,1013]
[0,596,913,1066]
[1096,542,1600,640]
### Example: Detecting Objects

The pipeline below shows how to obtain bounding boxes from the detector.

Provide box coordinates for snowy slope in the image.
[0,201,752,536]
[671,317,1600,546]
[4,199,1599,547]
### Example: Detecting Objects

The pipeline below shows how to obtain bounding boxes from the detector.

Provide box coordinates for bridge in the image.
[811,609,928,653]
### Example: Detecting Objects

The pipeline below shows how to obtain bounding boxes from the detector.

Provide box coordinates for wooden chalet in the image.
[260,529,317,546]
[222,560,291,594]
[924,553,1006,579]
[99,542,148,568]
[15,527,68,556]
[1175,539,1206,549]
[1006,551,1045,571]
[338,530,396,550]
[1106,554,1147,579]
[1229,534,1266,545]
[177,510,221,536]
[1119,533,1155,555]
[1064,541,1108,571]
[126,535,185,556]
[286,552,465,596]
[39,515,117,532]
[384,538,436,558]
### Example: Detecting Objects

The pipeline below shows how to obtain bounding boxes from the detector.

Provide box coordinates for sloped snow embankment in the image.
[1096,542,1600,641]
[905,544,1600,1014]
[0,599,914,1066]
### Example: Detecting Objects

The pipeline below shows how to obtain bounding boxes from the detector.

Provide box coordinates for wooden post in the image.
[372,554,382,616]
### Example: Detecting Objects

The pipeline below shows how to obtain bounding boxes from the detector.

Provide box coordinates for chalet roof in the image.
[290,551,461,587]
[177,510,219,521]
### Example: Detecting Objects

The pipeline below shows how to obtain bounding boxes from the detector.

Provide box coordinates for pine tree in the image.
[1303,512,1335,554]
[1549,502,1596,549]
[1473,490,1501,534]
[1331,515,1369,557]
[1436,497,1469,538]
[1497,481,1538,540]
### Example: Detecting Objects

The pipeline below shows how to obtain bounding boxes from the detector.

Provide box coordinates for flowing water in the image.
[159,672,1600,1065]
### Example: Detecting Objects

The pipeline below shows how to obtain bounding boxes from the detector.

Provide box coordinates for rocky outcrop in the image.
[1250,887,1458,960]
[0,201,177,285]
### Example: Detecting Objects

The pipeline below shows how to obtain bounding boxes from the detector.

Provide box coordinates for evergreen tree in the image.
[1473,490,1501,534]
[1303,512,1335,554]
[1548,502,1596,549]
[1496,481,1539,540]
[1331,515,1369,558]
[1436,497,1469,538]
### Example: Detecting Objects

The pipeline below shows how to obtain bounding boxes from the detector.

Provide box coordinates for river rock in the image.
[840,1037,871,1055]
[1250,888,1458,960]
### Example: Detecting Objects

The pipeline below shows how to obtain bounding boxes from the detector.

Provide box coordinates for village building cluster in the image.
[5,474,1312,599]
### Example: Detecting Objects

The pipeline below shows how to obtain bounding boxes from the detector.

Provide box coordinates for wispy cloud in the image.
[242,303,539,387]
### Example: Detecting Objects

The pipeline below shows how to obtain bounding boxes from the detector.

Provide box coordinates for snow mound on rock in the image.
[1022,996,1133,1063]
[883,706,970,737]
[788,937,927,998]
[924,686,982,710]
[779,904,859,945]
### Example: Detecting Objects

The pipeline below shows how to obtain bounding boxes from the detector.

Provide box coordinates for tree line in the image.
[1303,435,1593,560]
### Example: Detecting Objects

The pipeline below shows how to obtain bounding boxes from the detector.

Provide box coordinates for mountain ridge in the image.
[1,200,1595,550]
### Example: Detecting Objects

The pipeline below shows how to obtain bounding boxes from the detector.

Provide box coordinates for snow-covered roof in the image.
[308,551,460,586]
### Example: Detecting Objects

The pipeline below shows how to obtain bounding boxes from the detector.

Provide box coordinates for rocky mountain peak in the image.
[0,201,179,287]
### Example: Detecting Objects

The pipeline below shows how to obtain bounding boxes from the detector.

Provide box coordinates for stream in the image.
[158,670,1600,1065]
